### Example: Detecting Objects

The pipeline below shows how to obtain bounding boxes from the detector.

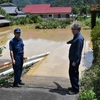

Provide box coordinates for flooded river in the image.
[0,24,93,66]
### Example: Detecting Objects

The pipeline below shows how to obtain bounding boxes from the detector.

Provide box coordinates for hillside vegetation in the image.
[12,0,97,8]
[12,0,98,15]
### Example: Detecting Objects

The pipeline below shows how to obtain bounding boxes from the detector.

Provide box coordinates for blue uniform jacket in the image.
[9,37,24,56]
[67,33,84,63]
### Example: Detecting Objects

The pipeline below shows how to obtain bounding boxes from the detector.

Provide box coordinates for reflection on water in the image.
[82,51,93,68]
[0,24,92,62]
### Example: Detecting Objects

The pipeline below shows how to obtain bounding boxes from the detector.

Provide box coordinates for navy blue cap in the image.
[14,28,21,33]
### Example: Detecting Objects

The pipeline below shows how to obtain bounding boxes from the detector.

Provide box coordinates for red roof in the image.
[22,4,71,14]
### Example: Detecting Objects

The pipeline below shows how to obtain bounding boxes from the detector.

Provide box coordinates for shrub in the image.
[84,18,91,27]
[77,16,84,21]
[79,89,97,100]
[91,26,100,62]
[0,46,6,57]
[79,26,100,100]
[35,19,71,29]
[84,18,100,27]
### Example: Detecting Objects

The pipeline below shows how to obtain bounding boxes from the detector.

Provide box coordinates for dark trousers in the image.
[13,54,23,85]
[69,60,80,92]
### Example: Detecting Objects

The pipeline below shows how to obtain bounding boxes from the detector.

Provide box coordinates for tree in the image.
[0,0,12,4]
[72,6,79,14]
[80,5,86,15]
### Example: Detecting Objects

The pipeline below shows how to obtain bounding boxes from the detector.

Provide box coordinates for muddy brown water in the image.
[0,24,93,66]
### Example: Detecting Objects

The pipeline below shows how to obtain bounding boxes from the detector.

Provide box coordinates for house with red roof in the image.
[22,4,72,20]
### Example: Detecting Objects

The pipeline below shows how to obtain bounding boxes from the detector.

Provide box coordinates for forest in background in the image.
[0,0,98,8]
[12,0,97,7]
[0,0,99,14]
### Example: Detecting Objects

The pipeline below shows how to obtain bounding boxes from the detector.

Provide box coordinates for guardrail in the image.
[0,52,51,77]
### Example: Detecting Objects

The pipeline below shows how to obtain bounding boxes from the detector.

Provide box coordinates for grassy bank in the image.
[79,26,100,100]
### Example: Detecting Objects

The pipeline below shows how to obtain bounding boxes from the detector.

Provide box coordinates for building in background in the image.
[22,4,72,20]
[0,2,26,18]
[0,14,11,27]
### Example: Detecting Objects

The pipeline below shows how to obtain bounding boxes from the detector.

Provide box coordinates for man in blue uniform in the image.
[9,28,25,87]
[67,23,84,94]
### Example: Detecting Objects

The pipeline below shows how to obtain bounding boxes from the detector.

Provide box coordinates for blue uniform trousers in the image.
[13,54,23,85]
[69,60,80,92]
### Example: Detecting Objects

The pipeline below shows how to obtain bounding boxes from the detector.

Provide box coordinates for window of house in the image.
[62,14,66,18]
[54,14,58,18]
[43,15,47,18]
[40,15,43,18]
[66,14,69,18]
[48,14,52,17]
[58,14,61,18]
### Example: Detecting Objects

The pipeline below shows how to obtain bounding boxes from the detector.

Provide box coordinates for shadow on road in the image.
[49,82,68,95]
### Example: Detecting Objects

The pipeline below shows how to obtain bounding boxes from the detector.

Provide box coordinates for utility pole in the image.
[98,0,100,17]
[98,0,100,4]
[91,0,100,28]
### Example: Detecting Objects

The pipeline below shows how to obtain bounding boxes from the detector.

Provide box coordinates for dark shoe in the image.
[13,84,21,87]
[68,87,73,91]
[19,82,25,85]
[68,90,79,95]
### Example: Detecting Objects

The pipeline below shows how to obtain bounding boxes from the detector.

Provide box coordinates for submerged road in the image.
[0,41,93,100]
[0,25,93,100]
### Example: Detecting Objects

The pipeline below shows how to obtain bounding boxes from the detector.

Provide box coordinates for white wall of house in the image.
[39,13,70,20]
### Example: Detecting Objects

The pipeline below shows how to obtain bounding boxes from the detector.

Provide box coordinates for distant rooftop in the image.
[0,2,26,18]
[1,7,17,14]
[23,4,72,14]
[0,19,11,24]
[0,14,5,18]
[0,2,16,7]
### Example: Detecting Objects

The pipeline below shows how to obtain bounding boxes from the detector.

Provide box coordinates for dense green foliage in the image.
[84,18,100,27]
[51,0,97,7]
[91,26,100,62]
[13,0,54,4]
[0,0,12,4]
[12,0,97,7]
[0,5,43,25]
[12,0,98,14]
[0,46,6,57]
[35,19,71,29]
[79,26,100,100]
[0,72,13,87]
[12,0,54,7]
[13,0,31,8]
[11,14,43,25]
[79,89,97,100]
